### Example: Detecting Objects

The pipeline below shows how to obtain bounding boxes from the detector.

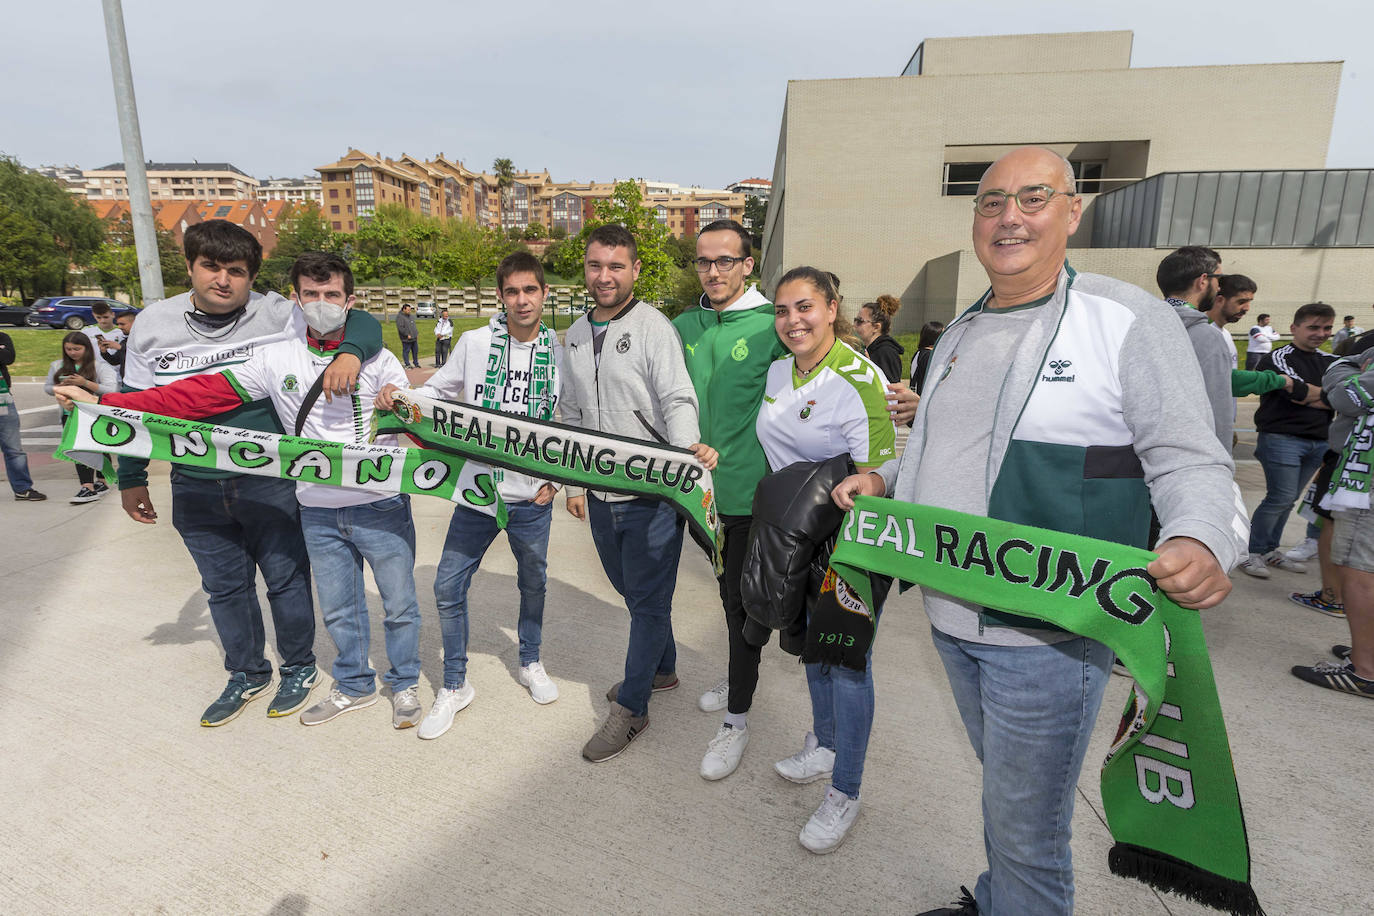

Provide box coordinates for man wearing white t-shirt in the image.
[378,251,564,739]
[1248,313,1281,369]
[83,302,127,378]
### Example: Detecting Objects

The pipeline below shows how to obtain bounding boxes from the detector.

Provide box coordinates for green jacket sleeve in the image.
[337,309,382,362]
[1231,368,1287,397]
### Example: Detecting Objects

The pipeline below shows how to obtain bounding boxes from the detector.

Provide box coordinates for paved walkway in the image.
[1,388,1369,914]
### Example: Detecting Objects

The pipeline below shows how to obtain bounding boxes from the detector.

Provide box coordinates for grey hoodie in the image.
[559,299,700,501]
[1172,302,1235,452]
[1323,348,1374,452]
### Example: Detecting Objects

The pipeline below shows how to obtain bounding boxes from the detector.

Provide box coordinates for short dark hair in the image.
[289,251,354,296]
[1218,274,1257,299]
[698,219,752,259]
[917,320,945,351]
[183,220,262,277]
[1345,315,1356,322]
[585,224,637,263]
[1156,246,1221,298]
[1293,302,1336,325]
[497,251,546,292]
[90,301,113,317]
[1256,313,1270,323]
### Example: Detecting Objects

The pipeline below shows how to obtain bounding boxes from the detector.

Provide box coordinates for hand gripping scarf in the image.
[813,496,1263,916]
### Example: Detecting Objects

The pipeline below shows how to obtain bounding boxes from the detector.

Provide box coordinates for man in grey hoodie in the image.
[560,224,717,763]
[836,149,1246,916]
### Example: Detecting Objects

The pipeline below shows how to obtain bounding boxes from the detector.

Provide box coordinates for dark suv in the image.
[27,296,140,330]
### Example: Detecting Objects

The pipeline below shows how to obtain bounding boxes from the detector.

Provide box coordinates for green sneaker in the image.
[201,673,273,727]
[268,664,319,718]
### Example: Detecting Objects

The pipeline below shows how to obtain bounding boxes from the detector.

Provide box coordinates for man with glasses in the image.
[672,219,787,780]
[835,147,1244,916]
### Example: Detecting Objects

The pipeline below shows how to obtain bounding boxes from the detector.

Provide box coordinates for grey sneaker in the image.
[300,687,378,726]
[1264,549,1307,574]
[1238,552,1271,579]
[605,671,678,703]
[391,686,422,729]
[582,702,648,762]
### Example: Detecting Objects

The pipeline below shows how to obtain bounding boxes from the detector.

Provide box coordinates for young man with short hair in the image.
[1240,302,1338,578]
[61,253,422,729]
[84,302,127,377]
[671,219,787,780]
[561,224,716,762]
[1247,312,1281,369]
[377,251,564,739]
[117,220,383,726]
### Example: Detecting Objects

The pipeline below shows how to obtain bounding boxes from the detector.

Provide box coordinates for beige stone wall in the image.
[920,31,1133,76]
[761,46,1348,336]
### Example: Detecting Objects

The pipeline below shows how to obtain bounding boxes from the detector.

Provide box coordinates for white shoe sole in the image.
[775,767,834,785]
[518,671,559,705]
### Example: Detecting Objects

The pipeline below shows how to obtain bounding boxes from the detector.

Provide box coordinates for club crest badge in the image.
[281,374,299,392]
[731,337,749,361]
[616,333,631,354]
[799,399,817,422]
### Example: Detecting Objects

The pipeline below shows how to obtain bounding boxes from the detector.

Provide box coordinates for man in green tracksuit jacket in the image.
[673,219,788,782]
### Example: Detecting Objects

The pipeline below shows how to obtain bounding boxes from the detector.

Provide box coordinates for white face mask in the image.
[301,299,347,334]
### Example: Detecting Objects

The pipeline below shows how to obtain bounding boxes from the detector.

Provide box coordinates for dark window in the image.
[943,162,990,197]
[329,188,338,198]
[332,221,342,230]
[331,205,340,214]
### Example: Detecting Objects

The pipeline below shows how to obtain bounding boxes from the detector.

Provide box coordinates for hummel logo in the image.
[1042,358,1075,383]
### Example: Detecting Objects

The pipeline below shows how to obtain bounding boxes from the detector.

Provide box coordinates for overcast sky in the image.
[3,0,1369,188]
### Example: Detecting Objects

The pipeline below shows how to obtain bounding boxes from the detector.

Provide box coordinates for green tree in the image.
[0,204,64,299]
[87,216,185,305]
[524,222,545,241]
[493,158,515,230]
[744,195,768,244]
[559,180,676,303]
[0,157,105,299]
[549,225,568,241]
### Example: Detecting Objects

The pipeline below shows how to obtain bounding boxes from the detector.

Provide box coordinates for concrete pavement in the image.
[0,387,1370,915]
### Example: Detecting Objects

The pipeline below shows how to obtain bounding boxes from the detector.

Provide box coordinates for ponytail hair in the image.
[776,266,858,348]
[862,294,901,335]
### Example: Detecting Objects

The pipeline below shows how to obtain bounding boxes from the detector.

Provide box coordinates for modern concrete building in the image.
[83,162,259,202]
[761,31,1372,333]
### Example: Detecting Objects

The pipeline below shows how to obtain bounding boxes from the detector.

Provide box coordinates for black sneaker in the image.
[268,664,319,717]
[1291,660,1374,698]
[917,886,979,915]
[92,479,110,495]
[13,489,47,501]
[1332,645,1352,661]
[70,487,100,504]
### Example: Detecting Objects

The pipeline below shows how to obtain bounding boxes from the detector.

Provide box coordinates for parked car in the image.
[26,297,140,330]
[0,303,33,327]
[415,301,436,319]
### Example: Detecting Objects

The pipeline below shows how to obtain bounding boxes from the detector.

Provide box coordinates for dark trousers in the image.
[434,337,451,367]
[721,513,767,715]
[170,470,316,678]
[401,338,419,367]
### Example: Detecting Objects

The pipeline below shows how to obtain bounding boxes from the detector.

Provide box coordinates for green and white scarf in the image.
[1322,413,1374,513]
[377,390,722,572]
[818,497,1263,916]
[57,401,508,526]
[480,314,558,484]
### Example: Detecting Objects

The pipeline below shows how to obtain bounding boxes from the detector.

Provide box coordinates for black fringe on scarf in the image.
[1109,843,1265,915]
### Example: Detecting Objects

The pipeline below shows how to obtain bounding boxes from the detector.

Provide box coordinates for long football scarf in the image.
[376,390,723,571]
[817,496,1262,916]
[57,401,508,526]
[480,315,558,486]
[1321,413,1373,511]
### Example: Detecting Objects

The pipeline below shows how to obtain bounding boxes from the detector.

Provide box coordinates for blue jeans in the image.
[932,627,1113,916]
[170,471,315,678]
[1249,431,1327,554]
[806,606,881,798]
[0,400,34,494]
[433,499,552,689]
[588,495,684,717]
[300,495,421,696]
[401,339,419,367]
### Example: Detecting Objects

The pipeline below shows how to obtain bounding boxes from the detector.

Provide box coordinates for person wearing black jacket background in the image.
[0,330,45,500]
[853,295,904,383]
[1240,302,1337,578]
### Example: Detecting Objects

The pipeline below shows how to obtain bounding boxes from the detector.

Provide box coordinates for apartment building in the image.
[728,178,771,202]
[83,162,259,202]
[257,177,322,205]
[762,31,1374,331]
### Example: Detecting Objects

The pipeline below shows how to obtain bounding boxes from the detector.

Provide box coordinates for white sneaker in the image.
[518,661,559,705]
[698,677,729,712]
[1264,549,1307,574]
[1285,537,1320,563]
[699,724,749,780]
[417,683,475,740]
[799,786,860,854]
[391,685,422,729]
[1238,553,1271,579]
[774,731,836,784]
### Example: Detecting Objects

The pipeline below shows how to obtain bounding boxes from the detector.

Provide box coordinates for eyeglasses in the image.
[852,317,873,326]
[693,255,748,273]
[973,185,1076,218]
